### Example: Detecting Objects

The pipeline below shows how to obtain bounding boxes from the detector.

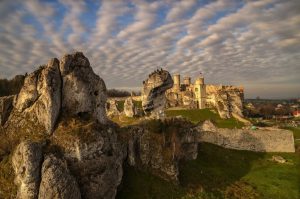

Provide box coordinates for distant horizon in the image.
[0,0,299,98]
[2,70,300,100]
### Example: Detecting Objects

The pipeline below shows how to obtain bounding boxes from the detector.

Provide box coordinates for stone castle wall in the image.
[165,74,245,119]
[196,121,295,152]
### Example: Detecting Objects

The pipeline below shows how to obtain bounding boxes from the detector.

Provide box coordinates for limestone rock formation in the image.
[13,58,62,134]
[52,121,126,199]
[4,52,108,136]
[122,119,198,182]
[39,155,81,199]
[60,52,107,124]
[214,91,231,119]
[206,86,244,119]
[124,97,136,117]
[106,99,121,116]
[142,69,173,118]
[228,90,244,117]
[0,95,14,125]
[12,141,43,199]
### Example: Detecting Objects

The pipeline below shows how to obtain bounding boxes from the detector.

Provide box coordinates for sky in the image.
[0,0,299,99]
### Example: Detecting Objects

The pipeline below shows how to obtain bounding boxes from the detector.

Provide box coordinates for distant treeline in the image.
[0,75,25,97]
[245,98,298,104]
[107,89,141,98]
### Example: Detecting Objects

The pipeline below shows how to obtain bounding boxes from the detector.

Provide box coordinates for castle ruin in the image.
[166,74,245,119]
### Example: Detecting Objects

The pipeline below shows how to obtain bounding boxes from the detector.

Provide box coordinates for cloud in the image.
[0,0,299,98]
[166,0,196,21]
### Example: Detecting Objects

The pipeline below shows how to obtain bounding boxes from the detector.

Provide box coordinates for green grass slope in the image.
[165,109,244,129]
[117,143,300,199]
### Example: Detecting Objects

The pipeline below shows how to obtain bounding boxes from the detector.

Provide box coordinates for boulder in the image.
[13,58,62,134]
[60,52,107,124]
[12,141,43,199]
[199,120,218,132]
[124,97,136,117]
[106,99,120,117]
[271,155,287,164]
[0,95,14,125]
[38,155,81,199]
[142,69,173,118]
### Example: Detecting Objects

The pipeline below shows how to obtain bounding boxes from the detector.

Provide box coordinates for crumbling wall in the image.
[196,121,295,152]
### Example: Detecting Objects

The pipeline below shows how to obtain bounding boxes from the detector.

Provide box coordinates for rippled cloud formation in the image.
[0,0,299,98]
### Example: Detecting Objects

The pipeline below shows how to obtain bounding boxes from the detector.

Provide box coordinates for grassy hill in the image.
[117,142,300,199]
[166,109,244,129]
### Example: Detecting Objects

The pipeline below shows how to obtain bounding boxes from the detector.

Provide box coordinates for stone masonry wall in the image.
[196,121,295,152]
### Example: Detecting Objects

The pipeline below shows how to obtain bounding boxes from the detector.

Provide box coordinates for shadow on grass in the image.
[179,143,265,198]
[117,142,267,199]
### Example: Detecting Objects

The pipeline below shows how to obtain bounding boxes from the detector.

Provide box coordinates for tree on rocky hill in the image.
[0,75,25,97]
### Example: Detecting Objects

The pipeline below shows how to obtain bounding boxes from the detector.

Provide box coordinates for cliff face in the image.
[142,69,173,118]
[120,119,198,182]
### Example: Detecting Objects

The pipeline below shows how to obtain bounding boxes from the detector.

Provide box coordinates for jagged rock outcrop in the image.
[106,99,121,116]
[142,69,173,118]
[124,97,136,117]
[12,59,62,134]
[228,90,244,117]
[121,119,198,182]
[60,52,107,124]
[52,120,126,199]
[206,86,244,119]
[4,52,108,136]
[39,155,81,199]
[12,141,43,199]
[0,95,14,125]
[214,91,231,119]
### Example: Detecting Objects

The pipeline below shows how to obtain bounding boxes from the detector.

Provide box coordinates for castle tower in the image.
[173,74,181,91]
[194,76,206,109]
[183,76,191,85]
